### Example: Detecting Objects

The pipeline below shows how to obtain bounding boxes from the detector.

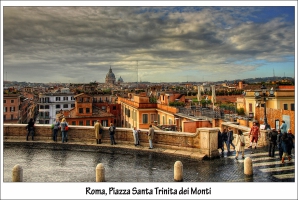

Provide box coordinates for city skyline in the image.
[1,2,296,84]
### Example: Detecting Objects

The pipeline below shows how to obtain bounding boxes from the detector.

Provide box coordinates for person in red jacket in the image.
[248,122,260,149]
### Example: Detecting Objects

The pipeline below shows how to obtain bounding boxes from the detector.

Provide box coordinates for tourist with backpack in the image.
[268,128,278,157]
[109,123,117,145]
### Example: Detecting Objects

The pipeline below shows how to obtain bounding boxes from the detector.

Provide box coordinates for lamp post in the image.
[254,84,275,130]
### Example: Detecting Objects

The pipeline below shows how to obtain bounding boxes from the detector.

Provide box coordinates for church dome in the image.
[118,76,124,83]
[105,66,116,84]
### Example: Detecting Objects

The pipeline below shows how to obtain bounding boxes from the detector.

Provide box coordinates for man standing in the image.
[268,128,278,157]
[109,123,116,145]
[280,120,287,134]
[227,127,235,151]
[248,122,260,149]
[53,118,60,142]
[148,125,155,149]
[133,127,140,146]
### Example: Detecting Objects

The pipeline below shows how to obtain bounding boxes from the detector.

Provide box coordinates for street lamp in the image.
[254,84,275,130]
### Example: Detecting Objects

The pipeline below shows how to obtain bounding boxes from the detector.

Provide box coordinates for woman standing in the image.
[235,130,245,160]
[60,118,68,143]
[94,120,103,144]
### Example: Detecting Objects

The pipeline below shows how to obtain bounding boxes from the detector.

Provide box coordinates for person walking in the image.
[109,123,116,145]
[235,130,245,160]
[52,118,60,142]
[218,130,224,154]
[221,128,228,153]
[277,129,283,159]
[60,118,68,143]
[280,120,287,134]
[132,127,140,146]
[248,122,260,149]
[26,118,35,141]
[148,125,155,149]
[281,131,291,163]
[227,127,235,151]
[94,120,103,144]
[287,129,294,160]
[268,128,278,157]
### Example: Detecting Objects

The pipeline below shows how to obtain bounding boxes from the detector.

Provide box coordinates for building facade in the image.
[3,94,21,123]
[37,89,75,124]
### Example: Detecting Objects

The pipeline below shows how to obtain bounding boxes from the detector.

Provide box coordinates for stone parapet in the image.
[3,124,222,158]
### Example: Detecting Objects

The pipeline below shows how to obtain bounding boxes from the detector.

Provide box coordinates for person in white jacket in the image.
[235,129,245,160]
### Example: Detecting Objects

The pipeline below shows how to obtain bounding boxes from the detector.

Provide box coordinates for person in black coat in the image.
[218,130,224,154]
[287,129,294,159]
[268,128,278,157]
[26,118,35,141]
[276,129,283,159]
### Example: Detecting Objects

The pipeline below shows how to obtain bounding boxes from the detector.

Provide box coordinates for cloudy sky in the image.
[2,2,296,83]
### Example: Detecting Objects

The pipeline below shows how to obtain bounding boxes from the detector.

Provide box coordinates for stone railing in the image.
[3,124,221,158]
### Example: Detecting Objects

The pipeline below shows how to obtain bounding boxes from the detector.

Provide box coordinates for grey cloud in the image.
[3,6,295,82]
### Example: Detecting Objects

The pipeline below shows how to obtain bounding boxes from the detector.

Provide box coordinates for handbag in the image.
[240,141,245,146]
[64,124,69,131]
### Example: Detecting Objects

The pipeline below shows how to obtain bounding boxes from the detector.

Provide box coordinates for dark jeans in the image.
[268,143,276,157]
[62,131,68,143]
[110,134,116,144]
[53,129,58,141]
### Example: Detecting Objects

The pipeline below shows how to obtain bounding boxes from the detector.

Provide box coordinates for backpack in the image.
[110,126,114,132]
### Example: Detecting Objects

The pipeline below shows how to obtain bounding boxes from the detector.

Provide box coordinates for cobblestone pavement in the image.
[3,141,296,182]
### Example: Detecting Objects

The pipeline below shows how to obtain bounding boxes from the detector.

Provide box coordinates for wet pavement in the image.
[3,142,296,182]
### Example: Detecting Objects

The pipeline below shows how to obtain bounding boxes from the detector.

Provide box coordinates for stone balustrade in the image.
[3,123,269,158]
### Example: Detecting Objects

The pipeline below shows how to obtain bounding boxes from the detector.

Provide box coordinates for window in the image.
[40,105,44,109]
[86,108,90,113]
[72,121,76,125]
[4,100,6,103]
[142,114,148,124]
[56,97,61,101]
[150,114,156,123]
[79,121,83,125]
[10,107,15,112]
[86,120,90,126]
[45,112,50,117]
[284,104,288,110]
[113,106,116,110]
[63,104,68,108]
[56,105,61,109]
[63,97,68,101]
[158,114,160,124]
[162,116,165,125]
[4,115,6,120]
[291,103,295,111]
[169,118,173,125]
[11,100,14,103]
[11,114,14,120]
[79,108,83,113]
[45,120,49,124]
[4,107,7,112]
[40,112,44,117]
[71,104,75,108]
[71,97,75,101]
